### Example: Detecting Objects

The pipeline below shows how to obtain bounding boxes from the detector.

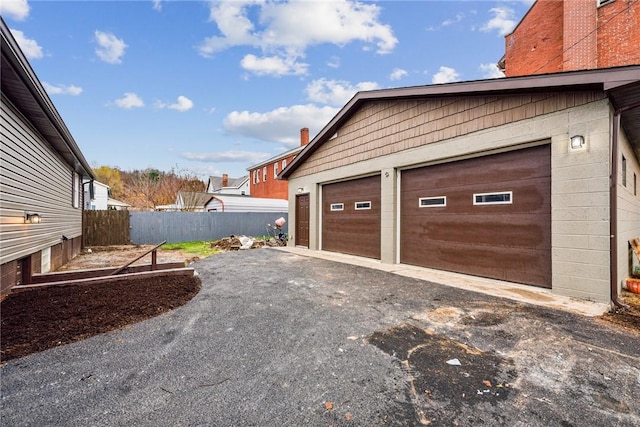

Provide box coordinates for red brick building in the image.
[247,128,310,199]
[499,0,640,76]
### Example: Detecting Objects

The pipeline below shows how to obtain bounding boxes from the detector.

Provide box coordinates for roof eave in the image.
[0,17,94,179]
[281,66,640,179]
[247,146,304,171]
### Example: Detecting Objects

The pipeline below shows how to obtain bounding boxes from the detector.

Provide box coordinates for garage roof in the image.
[281,66,640,179]
[1,17,94,179]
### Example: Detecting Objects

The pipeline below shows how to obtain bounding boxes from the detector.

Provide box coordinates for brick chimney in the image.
[222,173,229,187]
[300,127,309,146]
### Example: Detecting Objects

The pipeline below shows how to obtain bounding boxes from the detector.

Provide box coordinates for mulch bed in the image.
[0,275,201,363]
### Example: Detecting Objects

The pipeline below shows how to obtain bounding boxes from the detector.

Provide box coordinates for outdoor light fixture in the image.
[570,135,585,150]
[24,212,42,224]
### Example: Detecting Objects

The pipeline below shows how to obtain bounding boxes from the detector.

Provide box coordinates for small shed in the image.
[204,195,288,213]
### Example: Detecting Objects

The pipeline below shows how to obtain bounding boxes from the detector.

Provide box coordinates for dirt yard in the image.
[55,244,201,271]
[2,244,639,363]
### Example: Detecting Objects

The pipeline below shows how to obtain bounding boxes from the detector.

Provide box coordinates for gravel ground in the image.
[1,249,639,426]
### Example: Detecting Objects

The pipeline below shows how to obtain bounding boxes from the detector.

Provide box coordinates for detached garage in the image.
[281,67,640,305]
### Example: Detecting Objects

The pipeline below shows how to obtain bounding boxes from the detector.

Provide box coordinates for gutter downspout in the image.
[212,195,225,212]
[610,101,640,308]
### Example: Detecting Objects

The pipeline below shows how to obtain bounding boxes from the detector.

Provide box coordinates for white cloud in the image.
[0,0,30,21]
[9,28,43,59]
[306,78,379,106]
[442,13,465,27]
[327,56,341,68]
[94,30,127,64]
[224,104,339,147]
[479,63,504,79]
[199,0,397,76]
[156,95,194,112]
[432,66,460,84]
[389,68,408,81]
[240,54,308,76]
[181,151,271,164]
[481,7,517,36]
[114,92,144,109]
[43,82,83,96]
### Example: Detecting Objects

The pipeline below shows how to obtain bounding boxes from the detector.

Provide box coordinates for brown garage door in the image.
[400,145,551,288]
[322,175,381,259]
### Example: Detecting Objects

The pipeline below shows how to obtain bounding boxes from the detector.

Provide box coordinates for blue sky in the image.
[2,0,533,180]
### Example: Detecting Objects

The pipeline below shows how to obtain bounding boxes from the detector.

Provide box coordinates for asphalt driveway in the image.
[1,249,639,426]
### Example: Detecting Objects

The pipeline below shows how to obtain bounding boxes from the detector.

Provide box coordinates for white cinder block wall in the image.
[618,129,640,290]
[551,99,611,302]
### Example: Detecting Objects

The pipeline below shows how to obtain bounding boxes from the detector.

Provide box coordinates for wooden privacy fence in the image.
[83,210,130,246]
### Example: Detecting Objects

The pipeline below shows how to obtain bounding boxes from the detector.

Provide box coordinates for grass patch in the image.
[161,241,220,258]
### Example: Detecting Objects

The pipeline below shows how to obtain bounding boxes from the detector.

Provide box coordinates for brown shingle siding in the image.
[293,92,605,178]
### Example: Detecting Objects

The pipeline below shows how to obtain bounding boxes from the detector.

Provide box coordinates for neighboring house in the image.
[499,0,640,76]
[281,66,640,305]
[107,198,130,210]
[204,194,288,212]
[247,128,310,199]
[174,191,214,212]
[85,180,109,210]
[0,18,95,293]
[206,174,249,195]
[154,204,180,212]
[83,181,130,210]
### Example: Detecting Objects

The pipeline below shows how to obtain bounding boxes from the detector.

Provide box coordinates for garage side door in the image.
[322,175,381,259]
[400,145,551,288]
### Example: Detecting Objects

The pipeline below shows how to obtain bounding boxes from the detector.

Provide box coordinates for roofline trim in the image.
[247,145,304,171]
[281,66,640,179]
[1,17,94,179]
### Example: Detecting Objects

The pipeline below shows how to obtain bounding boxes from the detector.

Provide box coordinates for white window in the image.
[330,203,344,211]
[263,166,267,182]
[41,247,51,273]
[274,162,279,178]
[597,0,615,7]
[473,191,512,205]
[355,201,372,210]
[419,196,446,207]
[72,171,80,208]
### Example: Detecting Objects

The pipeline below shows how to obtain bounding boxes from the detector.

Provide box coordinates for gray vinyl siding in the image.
[0,97,82,264]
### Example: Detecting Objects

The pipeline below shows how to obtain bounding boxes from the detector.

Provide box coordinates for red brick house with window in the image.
[247,128,310,199]
[499,0,640,77]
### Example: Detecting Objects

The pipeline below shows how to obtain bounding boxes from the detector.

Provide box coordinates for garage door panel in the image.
[401,144,551,288]
[323,217,380,234]
[401,214,550,249]
[404,148,551,192]
[401,241,550,286]
[323,175,381,259]
[402,179,551,215]
[403,186,549,217]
